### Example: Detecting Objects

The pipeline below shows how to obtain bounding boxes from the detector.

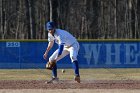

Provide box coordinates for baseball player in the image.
[43,21,80,83]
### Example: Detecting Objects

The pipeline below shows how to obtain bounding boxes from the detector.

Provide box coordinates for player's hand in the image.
[43,52,48,60]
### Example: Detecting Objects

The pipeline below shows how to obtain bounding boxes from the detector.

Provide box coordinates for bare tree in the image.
[0,0,3,39]
[0,0,140,39]
[49,0,52,21]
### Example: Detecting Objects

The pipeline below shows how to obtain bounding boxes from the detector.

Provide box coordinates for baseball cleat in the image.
[45,77,59,84]
[74,76,80,83]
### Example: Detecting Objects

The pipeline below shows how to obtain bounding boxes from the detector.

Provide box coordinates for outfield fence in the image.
[0,39,140,69]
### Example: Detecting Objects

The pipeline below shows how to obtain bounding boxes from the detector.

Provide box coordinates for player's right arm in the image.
[43,41,54,60]
[43,33,55,60]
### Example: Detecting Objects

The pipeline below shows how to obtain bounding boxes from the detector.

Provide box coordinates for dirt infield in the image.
[0,80,140,89]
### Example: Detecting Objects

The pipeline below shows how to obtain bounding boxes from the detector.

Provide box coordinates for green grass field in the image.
[0,68,140,80]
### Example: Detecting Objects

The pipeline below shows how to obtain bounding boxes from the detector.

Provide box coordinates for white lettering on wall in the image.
[125,44,138,64]
[106,44,121,65]
[82,44,101,65]
[81,43,139,65]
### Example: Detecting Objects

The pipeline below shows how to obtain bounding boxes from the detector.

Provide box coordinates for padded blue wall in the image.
[0,41,140,69]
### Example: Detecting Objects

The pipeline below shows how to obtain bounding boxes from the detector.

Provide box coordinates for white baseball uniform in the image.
[48,29,79,62]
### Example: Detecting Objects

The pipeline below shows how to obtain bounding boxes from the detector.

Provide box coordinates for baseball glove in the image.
[46,60,56,70]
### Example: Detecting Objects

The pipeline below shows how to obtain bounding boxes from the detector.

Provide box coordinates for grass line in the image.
[0,68,140,80]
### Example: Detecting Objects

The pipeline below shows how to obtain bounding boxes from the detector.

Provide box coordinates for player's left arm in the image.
[57,34,65,57]
[46,43,64,70]
[57,43,65,57]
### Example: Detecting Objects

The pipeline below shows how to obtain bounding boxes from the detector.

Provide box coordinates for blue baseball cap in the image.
[46,21,55,30]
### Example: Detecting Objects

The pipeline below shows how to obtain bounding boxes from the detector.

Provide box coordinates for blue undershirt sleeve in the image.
[58,43,64,56]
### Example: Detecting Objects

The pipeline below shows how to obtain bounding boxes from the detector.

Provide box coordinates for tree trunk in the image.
[0,0,3,39]
[28,0,33,39]
[49,0,52,21]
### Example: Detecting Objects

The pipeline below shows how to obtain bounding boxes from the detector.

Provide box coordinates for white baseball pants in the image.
[49,42,80,62]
